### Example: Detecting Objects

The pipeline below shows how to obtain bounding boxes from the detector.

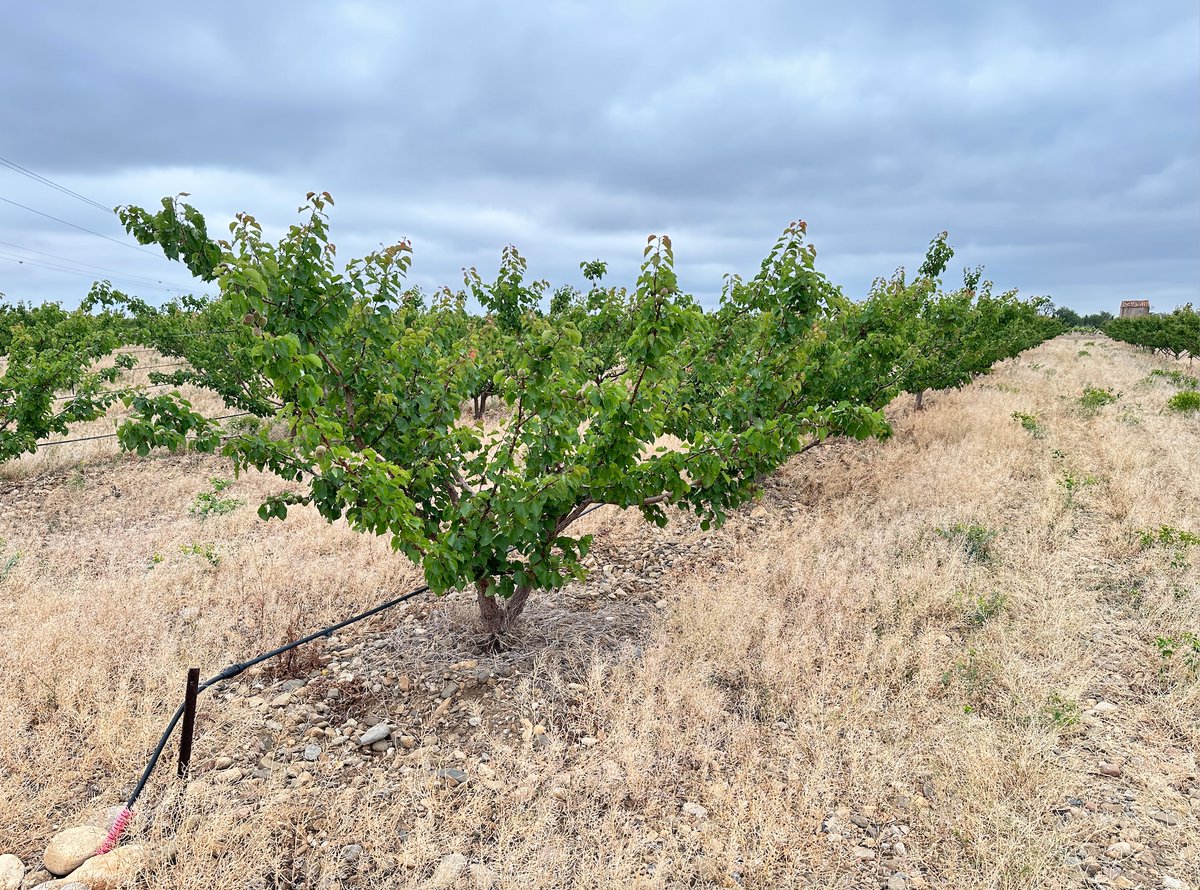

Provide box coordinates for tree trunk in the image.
[915,389,925,410]
[476,580,533,636]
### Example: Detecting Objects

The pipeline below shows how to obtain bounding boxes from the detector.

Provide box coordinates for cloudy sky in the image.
[1,1,1196,313]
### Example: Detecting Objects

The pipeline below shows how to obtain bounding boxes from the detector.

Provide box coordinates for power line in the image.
[0,155,115,214]
[0,194,164,259]
[0,239,194,292]
[0,250,184,294]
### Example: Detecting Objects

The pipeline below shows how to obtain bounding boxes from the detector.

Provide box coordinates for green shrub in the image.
[1166,390,1200,413]
[189,477,243,518]
[1155,632,1200,677]
[1040,692,1081,728]
[1148,369,1199,389]
[962,590,1008,626]
[180,542,220,566]
[937,523,998,563]
[1078,386,1118,412]
[1011,411,1044,438]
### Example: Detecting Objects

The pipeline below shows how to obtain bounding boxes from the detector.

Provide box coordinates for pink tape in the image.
[93,807,132,856]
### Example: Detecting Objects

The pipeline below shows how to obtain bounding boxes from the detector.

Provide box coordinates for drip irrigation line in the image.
[33,413,255,449]
[111,360,190,372]
[110,502,609,831]
[49,381,187,402]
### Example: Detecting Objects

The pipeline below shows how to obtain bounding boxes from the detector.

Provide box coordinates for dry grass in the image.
[0,334,1197,889]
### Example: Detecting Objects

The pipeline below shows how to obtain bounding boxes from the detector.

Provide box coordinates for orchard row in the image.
[2,195,1063,632]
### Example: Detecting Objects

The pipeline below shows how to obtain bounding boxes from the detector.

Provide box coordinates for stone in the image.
[357,723,392,746]
[432,853,468,886]
[1149,809,1179,826]
[63,845,147,889]
[0,854,23,890]
[303,744,321,762]
[437,768,468,787]
[43,826,106,877]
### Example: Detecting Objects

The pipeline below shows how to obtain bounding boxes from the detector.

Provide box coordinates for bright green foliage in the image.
[113,197,902,633]
[189,477,243,518]
[1040,692,1081,728]
[1166,390,1200,413]
[1058,470,1098,504]
[1154,632,1200,678]
[936,522,998,563]
[961,590,1008,626]
[832,233,1062,410]
[180,542,220,566]
[1147,369,1199,389]
[1106,306,1199,361]
[1051,306,1113,329]
[102,195,1062,636]
[0,285,138,460]
[1078,386,1118,413]
[547,260,636,388]
[1011,412,1044,438]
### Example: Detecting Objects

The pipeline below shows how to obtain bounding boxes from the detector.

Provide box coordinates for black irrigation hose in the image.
[124,582,433,811]
[111,501,610,831]
[34,413,255,449]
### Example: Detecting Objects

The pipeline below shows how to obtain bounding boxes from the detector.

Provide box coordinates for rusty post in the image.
[177,667,200,779]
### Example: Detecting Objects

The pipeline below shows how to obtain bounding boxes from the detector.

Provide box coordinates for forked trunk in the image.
[476,580,533,636]
[915,389,925,410]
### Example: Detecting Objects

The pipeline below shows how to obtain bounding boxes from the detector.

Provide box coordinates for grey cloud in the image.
[0,0,1196,312]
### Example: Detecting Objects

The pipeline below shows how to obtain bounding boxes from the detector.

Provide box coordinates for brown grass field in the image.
[0,333,1197,889]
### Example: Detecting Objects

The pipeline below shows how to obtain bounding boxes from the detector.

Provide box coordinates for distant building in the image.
[1119,300,1150,318]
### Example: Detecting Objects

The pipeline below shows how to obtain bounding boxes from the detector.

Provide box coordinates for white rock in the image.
[357,723,392,746]
[43,826,106,877]
[65,845,147,889]
[0,854,23,890]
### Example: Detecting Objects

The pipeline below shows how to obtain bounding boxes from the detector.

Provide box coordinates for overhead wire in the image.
[0,239,193,292]
[0,250,185,294]
[0,194,164,259]
[0,155,114,215]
